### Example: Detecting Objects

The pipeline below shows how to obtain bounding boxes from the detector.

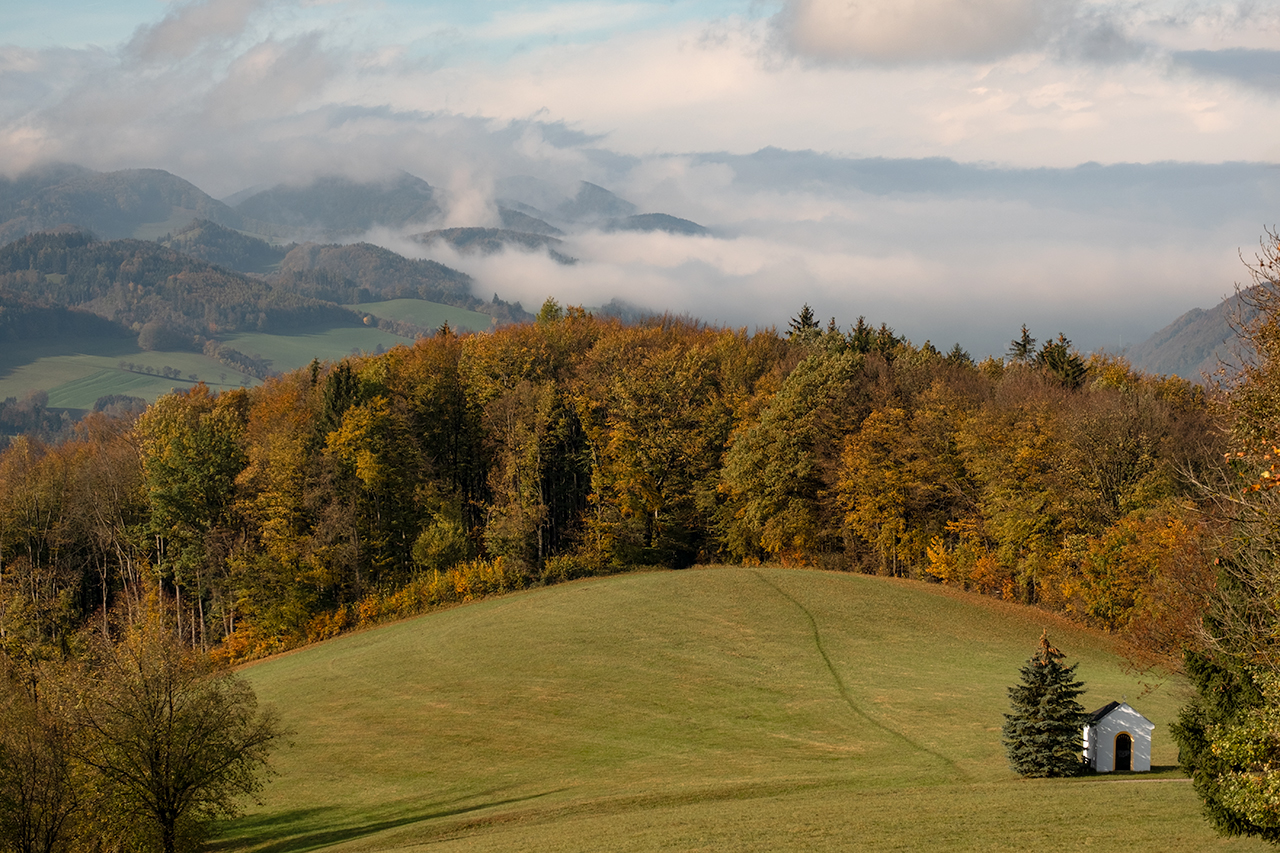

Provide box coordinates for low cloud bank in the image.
[2,0,1278,357]
[372,158,1263,359]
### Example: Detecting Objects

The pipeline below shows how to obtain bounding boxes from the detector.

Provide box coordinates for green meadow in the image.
[218,567,1264,852]
[1,298,488,409]
[0,336,258,409]
[221,326,408,374]
[347,299,494,334]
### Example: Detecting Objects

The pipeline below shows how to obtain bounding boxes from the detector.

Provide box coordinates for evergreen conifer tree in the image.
[787,304,819,338]
[1002,632,1088,777]
[1007,324,1036,363]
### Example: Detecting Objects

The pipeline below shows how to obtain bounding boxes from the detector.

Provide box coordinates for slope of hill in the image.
[496,177,639,227]
[0,294,130,344]
[1128,290,1252,381]
[158,219,291,273]
[233,172,441,236]
[220,567,1255,853]
[413,227,577,264]
[0,167,249,242]
[608,212,709,235]
[0,230,352,340]
[277,241,476,305]
[498,207,563,236]
[345,298,494,334]
[556,181,638,223]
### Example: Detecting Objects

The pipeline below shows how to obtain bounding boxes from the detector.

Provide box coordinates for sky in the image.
[3,0,1280,357]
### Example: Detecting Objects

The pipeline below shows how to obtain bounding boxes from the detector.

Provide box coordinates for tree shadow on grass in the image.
[209,788,566,853]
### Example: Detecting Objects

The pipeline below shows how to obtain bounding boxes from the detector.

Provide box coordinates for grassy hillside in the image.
[0,336,258,409]
[349,298,494,333]
[0,325,410,409]
[221,326,409,373]
[219,568,1264,852]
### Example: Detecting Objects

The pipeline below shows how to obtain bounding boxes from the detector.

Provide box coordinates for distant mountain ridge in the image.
[232,172,441,236]
[608,213,709,236]
[495,176,706,234]
[413,227,578,265]
[1128,291,1253,382]
[0,167,252,243]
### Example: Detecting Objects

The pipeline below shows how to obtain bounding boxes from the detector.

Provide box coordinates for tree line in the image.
[0,300,1221,665]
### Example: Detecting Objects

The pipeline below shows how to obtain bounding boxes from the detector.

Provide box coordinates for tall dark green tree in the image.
[1007,325,1036,363]
[787,304,819,339]
[1037,334,1087,389]
[1002,632,1087,777]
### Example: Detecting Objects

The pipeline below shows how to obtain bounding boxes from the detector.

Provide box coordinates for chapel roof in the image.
[1086,701,1122,724]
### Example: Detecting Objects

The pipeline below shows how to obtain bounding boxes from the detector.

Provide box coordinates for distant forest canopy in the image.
[0,305,1221,665]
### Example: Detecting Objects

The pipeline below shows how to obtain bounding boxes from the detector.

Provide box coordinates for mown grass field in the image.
[347,299,494,334]
[217,567,1265,852]
[221,326,408,374]
[0,335,258,409]
[0,325,408,409]
[3,299,480,409]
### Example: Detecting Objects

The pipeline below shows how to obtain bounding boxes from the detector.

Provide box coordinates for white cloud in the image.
[474,3,655,40]
[204,34,334,124]
[126,0,267,62]
[773,0,1077,63]
[1,0,1280,358]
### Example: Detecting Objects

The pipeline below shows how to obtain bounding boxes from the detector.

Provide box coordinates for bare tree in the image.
[0,663,79,853]
[70,612,283,853]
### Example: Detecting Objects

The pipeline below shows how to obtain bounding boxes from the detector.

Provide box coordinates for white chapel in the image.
[1083,701,1153,773]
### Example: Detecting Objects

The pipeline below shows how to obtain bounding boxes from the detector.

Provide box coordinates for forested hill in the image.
[0,312,1218,668]
[158,219,291,274]
[278,241,472,303]
[0,167,252,242]
[233,172,441,236]
[0,230,353,341]
[0,295,129,343]
[274,241,532,324]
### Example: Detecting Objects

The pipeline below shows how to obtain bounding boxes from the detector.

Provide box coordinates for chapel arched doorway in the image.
[1115,733,1132,772]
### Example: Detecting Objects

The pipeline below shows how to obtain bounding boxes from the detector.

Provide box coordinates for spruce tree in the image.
[787,304,819,338]
[1002,632,1088,777]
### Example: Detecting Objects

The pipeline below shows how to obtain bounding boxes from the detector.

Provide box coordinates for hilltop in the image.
[222,567,1260,852]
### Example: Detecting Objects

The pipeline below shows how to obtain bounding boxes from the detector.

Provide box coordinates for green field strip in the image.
[0,339,258,407]
[222,326,408,373]
[45,368,256,408]
[346,299,494,334]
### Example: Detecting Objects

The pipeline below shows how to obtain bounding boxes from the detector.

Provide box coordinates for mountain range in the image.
[0,161,1247,383]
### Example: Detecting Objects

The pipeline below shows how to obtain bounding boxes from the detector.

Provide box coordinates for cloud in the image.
[772,0,1076,64]
[204,34,334,124]
[475,3,654,41]
[355,152,1274,359]
[126,0,267,62]
[1172,48,1280,94]
[1,0,1279,360]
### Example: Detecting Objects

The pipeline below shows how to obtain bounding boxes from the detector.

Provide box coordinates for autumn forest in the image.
[0,301,1223,668]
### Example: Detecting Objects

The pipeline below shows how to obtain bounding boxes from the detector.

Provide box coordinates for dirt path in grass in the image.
[750,569,964,779]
